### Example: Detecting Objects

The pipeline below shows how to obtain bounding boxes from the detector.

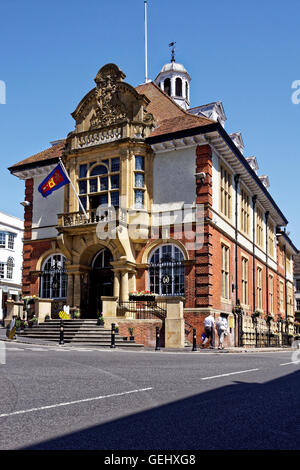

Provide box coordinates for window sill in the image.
[220,297,232,305]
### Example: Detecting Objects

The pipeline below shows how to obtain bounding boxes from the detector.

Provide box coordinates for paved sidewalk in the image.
[0,328,294,353]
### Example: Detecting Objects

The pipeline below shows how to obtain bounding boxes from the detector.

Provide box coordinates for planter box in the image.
[129,295,156,302]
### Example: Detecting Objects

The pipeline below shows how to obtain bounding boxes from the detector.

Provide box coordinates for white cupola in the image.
[155,43,191,110]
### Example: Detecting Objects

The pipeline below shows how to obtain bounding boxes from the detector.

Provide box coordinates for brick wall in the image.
[22,240,53,296]
[116,320,164,348]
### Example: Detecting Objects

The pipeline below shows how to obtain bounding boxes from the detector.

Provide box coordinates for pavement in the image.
[0,338,299,450]
[0,327,294,353]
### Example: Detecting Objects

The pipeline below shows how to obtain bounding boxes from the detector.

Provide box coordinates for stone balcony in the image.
[57,208,126,230]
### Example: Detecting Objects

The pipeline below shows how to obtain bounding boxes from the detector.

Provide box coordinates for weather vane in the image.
[169,42,176,62]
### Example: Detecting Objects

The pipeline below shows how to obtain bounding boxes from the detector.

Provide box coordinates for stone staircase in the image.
[17,319,144,348]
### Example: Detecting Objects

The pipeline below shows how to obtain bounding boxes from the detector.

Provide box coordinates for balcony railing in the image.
[57,208,125,228]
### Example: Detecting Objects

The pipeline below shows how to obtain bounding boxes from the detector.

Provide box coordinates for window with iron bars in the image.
[148,244,185,296]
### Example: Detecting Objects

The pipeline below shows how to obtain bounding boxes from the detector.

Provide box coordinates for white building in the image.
[0,212,24,322]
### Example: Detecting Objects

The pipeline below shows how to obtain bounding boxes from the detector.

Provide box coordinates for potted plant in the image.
[31,316,38,328]
[15,317,21,333]
[23,321,28,330]
[233,304,243,315]
[45,315,50,321]
[252,310,261,318]
[74,310,80,319]
[115,326,119,334]
[128,327,134,341]
[97,312,104,326]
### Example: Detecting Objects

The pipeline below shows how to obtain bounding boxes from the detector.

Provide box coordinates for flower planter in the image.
[129,295,155,302]
[129,336,135,342]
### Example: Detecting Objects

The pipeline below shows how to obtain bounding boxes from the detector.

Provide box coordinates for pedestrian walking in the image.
[201,313,215,349]
[216,315,228,349]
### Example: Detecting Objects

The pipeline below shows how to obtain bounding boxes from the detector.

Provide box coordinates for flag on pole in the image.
[38,163,69,198]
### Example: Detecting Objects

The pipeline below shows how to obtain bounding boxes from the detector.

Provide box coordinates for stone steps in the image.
[18,319,144,348]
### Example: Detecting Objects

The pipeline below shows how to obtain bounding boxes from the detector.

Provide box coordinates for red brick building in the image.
[9,61,298,347]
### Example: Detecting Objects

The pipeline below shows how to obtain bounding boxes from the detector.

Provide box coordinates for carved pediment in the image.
[91,65,127,128]
[71,63,155,135]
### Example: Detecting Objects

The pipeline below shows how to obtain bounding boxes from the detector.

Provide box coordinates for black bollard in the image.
[59,320,64,345]
[192,328,197,351]
[110,323,116,349]
[155,326,160,351]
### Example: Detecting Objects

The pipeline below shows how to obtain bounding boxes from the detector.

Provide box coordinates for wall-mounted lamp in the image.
[195,172,206,184]
[20,201,31,207]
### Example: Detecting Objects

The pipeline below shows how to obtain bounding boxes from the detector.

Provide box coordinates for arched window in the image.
[164,78,171,96]
[40,254,67,299]
[185,82,189,101]
[92,249,113,269]
[148,244,185,296]
[175,78,182,97]
[7,257,14,279]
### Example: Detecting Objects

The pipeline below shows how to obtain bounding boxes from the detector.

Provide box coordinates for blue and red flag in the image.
[38,163,69,198]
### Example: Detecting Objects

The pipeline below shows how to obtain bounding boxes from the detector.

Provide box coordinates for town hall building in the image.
[9,58,298,347]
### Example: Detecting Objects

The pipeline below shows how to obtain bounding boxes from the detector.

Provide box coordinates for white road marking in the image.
[52,348,74,352]
[0,387,153,419]
[25,348,49,352]
[6,348,25,351]
[280,361,300,366]
[201,368,259,380]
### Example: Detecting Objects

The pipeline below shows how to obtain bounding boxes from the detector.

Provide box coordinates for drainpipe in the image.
[252,195,257,313]
[284,244,288,326]
[234,175,240,305]
[265,211,269,317]
[234,174,241,346]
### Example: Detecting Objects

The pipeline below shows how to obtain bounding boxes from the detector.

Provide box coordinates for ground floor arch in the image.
[81,248,114,318]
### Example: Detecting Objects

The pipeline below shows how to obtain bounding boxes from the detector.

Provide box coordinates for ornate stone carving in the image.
[90,64,128,129]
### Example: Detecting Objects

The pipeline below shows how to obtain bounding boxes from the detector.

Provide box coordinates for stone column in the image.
[66,273,74,307]
[113,271,120,299]
[128,272,136,294]
[73,273,81,308]
[120,271,129,302]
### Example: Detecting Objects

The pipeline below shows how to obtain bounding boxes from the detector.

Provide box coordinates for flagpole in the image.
[59,158,89,220]
[144,0,149,83]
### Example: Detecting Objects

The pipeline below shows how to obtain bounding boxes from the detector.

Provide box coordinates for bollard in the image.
[155,326,160,351]
[110,323,116,349]
[192,328,197,351]
[59,320,64,345]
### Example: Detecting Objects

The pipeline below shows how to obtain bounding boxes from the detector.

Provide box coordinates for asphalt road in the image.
[0,342,299,450]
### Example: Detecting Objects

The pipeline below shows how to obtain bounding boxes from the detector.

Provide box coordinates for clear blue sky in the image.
[0,0,299,246]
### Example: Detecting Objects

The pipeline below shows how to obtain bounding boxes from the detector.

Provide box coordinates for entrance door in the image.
[87,249,113,318]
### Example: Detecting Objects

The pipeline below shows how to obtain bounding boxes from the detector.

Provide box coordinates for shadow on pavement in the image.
[24,370,300,450]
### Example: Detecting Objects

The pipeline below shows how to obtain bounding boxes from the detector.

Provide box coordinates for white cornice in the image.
[205,131,286,226]
[12,164,57,180]
[151,134,206,154]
